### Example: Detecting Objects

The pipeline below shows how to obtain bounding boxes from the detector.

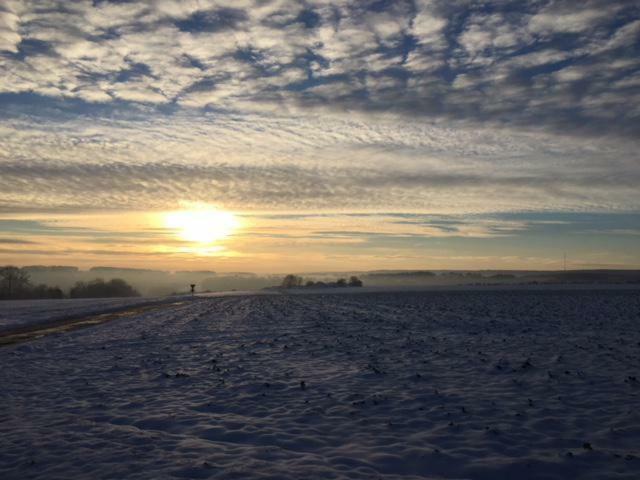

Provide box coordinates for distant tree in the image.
[490,274,515,280]
[305,280,316,287]
[281,275,295,288]
[69,281,87,298]
[70,278,140,298]
[49,286,64,299]
[348,276,363,287]
[0,266,68,300]
[0,266,32,299]
[336,278,347,287]
[281,274,303,289]
[32,284,65,299]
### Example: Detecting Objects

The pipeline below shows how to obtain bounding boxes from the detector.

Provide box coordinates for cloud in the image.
[0,237,37,244]
[0,0,636,137]
[528,8,605,35]
[0,2,20,53]
[459,13,531,58]
[0,0,638,242]
[0,108,638,214]
[0,219,161,241]
[0,247,177,257]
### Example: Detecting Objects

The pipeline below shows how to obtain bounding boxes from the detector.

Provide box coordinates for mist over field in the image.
[9,265,640,297]
[19,266,276,296]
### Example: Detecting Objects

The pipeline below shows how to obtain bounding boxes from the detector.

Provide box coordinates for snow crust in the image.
[1,289,639,479]
[0,297,179,333]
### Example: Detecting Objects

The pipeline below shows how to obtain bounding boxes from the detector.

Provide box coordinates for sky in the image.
[0,0,639,273]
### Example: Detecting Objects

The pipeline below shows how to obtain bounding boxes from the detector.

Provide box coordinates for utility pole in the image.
[563,253,567,272]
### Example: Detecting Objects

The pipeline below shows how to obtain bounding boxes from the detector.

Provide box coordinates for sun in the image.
[165,209,239,244]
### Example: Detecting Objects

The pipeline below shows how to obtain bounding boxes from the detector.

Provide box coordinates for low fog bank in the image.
[361,270,640,287]
[11,266,640,298]
[20,266,281,297]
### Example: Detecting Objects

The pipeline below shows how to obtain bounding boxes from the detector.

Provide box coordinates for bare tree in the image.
[70,278,140,298]
[0,266,31,299]
[281,274,303,289]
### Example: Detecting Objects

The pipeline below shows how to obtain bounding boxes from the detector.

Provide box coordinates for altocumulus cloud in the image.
[0,0,639,215]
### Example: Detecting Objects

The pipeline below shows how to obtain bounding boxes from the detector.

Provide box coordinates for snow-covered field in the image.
[0,296,178,334]
[0,291,275,334]
[1,289,639,479]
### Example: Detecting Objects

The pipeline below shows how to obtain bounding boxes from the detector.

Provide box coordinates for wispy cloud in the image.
[0,237,37,244]
[0,110,638,214]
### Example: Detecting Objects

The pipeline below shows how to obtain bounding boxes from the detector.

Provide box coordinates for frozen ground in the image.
[0,296,178,334]
[1,289,639,479]
[0,291,278,334]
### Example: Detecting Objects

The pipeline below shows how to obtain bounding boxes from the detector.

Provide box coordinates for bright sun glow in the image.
[165,209,239,244]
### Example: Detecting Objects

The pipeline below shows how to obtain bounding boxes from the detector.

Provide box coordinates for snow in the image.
[0,296,183,334]
[1,289,639,479]
[0,291,273,334]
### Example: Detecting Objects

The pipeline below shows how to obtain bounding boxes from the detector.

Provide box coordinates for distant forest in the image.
[12,266,281,297]
[0,266,139,300]
[279,274,363,289]
[2,265,639,301]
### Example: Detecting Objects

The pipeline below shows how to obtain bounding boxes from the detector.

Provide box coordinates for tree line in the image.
[280,274,363,289]
[0,266,140,300]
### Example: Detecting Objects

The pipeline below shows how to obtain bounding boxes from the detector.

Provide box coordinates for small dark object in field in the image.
[300,380,306,390]
[583,442,593,450]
